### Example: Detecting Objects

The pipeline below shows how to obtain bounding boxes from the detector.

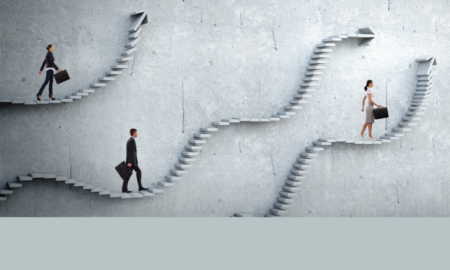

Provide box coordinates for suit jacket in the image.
[126,137,138,167]
[40,51,59,71]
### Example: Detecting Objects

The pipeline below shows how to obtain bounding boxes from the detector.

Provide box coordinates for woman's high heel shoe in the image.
[36,94,41,101]
[49,95,55,100]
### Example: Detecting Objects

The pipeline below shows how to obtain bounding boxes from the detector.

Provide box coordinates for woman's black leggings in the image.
[37,69,54,96]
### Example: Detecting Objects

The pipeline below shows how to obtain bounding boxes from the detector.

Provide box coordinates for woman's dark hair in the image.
[364,80,373,91]
[46,44,53,50]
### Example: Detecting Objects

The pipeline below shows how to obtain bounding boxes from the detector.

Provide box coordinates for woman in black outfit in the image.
[37,44,61,101]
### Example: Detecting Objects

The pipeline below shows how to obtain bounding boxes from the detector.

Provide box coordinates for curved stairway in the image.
[0,11,148,106]
[0,28,381,204]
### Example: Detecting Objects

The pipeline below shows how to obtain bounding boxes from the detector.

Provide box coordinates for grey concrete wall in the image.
[0,0,449,217]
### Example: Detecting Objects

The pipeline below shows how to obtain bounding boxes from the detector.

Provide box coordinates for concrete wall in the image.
[0,0,449,217]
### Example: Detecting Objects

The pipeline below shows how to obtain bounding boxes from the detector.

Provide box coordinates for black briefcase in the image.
[115,161,133,181]
[54,70,70,84]
[373,106,389,120]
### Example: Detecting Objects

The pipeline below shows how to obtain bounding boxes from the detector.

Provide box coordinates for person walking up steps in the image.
[360,80,382,140]
[37,44,62,101]
[122,128,149,193]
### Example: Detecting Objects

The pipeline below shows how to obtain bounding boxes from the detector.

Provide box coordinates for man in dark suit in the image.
[122,128,148,193]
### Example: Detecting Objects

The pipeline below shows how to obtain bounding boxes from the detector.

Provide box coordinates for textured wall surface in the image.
[0,0,449,217]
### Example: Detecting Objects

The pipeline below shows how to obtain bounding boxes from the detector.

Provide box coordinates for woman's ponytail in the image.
[46,44,52,50]
[364,80,373,91]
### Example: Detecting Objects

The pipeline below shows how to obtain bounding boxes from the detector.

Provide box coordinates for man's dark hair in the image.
[130,128,137,136]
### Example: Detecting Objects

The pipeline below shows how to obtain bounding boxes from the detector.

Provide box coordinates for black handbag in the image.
[54,70,70,84]
[115,161,133,181]
[373,106,389,120]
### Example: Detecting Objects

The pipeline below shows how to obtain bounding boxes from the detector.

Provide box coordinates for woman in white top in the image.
[360,80,382,140]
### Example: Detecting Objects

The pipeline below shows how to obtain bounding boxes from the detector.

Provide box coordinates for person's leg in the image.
[368,123,373,138]
[122,178,129,192]
[37,71,50,96]
[134,165,143,189]
[48,70,53,97]
[360,123,368,137]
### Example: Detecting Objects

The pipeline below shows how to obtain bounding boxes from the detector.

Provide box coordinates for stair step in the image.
[319,138,337,142]
[83,185,95,190]
[285,180,303,187]
[158,181,175,187]
[170,169,187,176]
[294,162,312,169]
[76,92,88,96]
[121,47,137,56]
[128,27,142,39]
[24,101,37,105]
[185,145,202,151]
[287,174,306,181]
[175,163,192,170]
[297,88,316,93]
[273,114,289,119]
[90,83,107,87]
[188,139,206,145]
[61,99,73,103]
[313,141,331,146]
[270,208,287,215]
[317,43,336,48]
[313,48,333,53]
[299,152,318,158]
[212,122,230,126]
[200,128,218,132]
[398,122,417,126]
[277,197,294,204]
[0,99,12,103]
[48,100,61,104]
[121,193,133,199]
[290,169,308,176]
[280,191,297,198]
[305,146,324,152]
[0,189,13,195]
[290,100,308,104]
[306,66,326,70]
[110,192,123,198]
[99,190,111,196]
[7,182,22,188]
[323,37,342,42]
[179,157,195,163]
[239,118,250,122]
[99,77,115,82]
[294,94,312,99]
[285,106,303,110]
[305,71,324,76]
[406,111,424,116]
[91,187,103,193]
[74,182,87,187]
[260,118,271,122]
[0,196,6,201]
[181,151,199,157]
[139,190,155,197]
[65,179,78,184]
[278,112,295,116]
[308,60,328,65]
[11,100,25,104]
[274,202,291,209]
[385,133,404,137]
[393,128,411,132]
[148,187,164,193]
[18,176,32,181]
[380,136,397,140]
[117,57,133,62]
[125,37,141,48]
[311,54,330,59]
[194,133,211,138]
[296,158,315,164]
[402,116,421,121]
[29,173,45,179]
[222,119,240,123]
[106,71,123,76]
[408,106,427,111]
[112,65,129,70]
[131,192,144,198]
[283,185,300,192]
[301,82,319,87]
[55,175,68,181]
[165,175,182,181]
[82,89,95,93]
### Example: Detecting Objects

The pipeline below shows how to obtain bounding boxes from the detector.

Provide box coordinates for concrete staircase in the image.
[262,55,437,217]
[0,11,148,105]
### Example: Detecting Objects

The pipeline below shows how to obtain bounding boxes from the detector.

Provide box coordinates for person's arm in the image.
[368,94,381,107]
[126,140,134,167]
[361,96,366,112]
[39,59,46,73]
[50,53,60,71]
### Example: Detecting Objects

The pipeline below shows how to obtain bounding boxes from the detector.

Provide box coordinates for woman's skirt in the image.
[365,103,374,123]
